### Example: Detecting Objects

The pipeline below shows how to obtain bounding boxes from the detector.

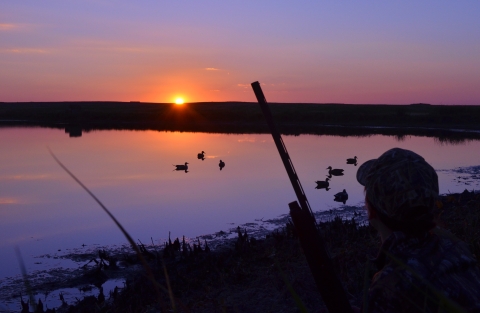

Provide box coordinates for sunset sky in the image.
[1,1,479,104]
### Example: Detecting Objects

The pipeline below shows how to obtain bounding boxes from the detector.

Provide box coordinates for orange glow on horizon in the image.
[175,98,184,105]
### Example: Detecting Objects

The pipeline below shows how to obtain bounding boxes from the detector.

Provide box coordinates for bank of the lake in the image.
[1,102,480,141]
[9,190,480,313]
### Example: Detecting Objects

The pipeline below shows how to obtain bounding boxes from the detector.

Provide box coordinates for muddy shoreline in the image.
[2,190,480,312]
[0,205,368,312]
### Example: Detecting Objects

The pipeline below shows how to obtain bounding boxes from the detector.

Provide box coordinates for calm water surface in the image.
[1,127,479,292]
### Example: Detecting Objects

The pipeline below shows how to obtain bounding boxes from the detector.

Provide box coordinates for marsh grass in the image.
[100,192,478,313]
[435,191,480,258]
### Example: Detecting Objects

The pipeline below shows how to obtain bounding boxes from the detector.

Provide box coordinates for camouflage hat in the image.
[356,148,439,222]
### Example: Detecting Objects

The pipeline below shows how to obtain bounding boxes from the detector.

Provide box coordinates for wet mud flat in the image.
[2,188,480,313]
[438,165,480,189]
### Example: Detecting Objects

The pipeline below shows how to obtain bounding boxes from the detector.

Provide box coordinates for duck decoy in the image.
[219,160,225,170]
[197,151,205,160]
[326,166,344,178]
[333,189,348,204]
[174,162,189,172]
[346,156,357,166]
[315,178,330,190]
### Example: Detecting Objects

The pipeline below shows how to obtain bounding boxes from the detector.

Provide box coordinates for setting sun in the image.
[175,98,184,105]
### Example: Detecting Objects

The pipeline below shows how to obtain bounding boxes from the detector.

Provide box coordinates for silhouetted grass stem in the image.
[48,147,168,310]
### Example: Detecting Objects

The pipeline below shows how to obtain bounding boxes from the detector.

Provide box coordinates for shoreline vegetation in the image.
[7,190,479,313]
[1,102,480,143]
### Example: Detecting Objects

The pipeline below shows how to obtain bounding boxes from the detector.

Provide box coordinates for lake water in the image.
[1,127,479,310]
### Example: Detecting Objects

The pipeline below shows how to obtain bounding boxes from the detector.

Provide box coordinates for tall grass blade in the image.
[362,259,370,313]
[48,148,168,309]
[275,259,310,313]
[15,247,36,312]
[162,261,176,312]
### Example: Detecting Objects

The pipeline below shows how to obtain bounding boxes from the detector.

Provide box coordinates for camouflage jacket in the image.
[365,229,480,313]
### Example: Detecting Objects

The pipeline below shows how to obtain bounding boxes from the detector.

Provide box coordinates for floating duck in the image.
[174,162,189,172]
[315,178,330,190]
[197,151,205,160]
[346,156,358,166]
[219,160,225,170]
[333,189,348,204]
[326,166,344,178]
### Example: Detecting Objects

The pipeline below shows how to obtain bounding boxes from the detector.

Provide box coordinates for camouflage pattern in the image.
[365,229,480,312]
[356,148,439,223]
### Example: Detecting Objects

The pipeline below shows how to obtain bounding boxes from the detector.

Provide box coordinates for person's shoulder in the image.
[368,228,480,312]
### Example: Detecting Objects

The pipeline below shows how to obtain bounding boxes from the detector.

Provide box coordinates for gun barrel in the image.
[251,81,353,313]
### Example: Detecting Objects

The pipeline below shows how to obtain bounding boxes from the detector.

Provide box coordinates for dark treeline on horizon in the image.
[1,101,480,144]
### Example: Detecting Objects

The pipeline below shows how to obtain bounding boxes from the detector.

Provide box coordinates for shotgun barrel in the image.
[251,81,353,313]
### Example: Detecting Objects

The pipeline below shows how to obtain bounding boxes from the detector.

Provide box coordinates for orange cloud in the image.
[205,67,219,71]
[0,23,17,31]
[0,48,48,54]
[0,198,19,205]
[1,174,50,180]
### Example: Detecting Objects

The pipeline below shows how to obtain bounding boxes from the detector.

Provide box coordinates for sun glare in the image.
[175,98,184,105]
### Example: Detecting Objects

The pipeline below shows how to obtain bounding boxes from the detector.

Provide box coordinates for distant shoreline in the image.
[2,101,480,142]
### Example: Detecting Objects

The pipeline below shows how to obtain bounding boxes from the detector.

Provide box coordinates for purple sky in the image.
[1,1,479,104]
